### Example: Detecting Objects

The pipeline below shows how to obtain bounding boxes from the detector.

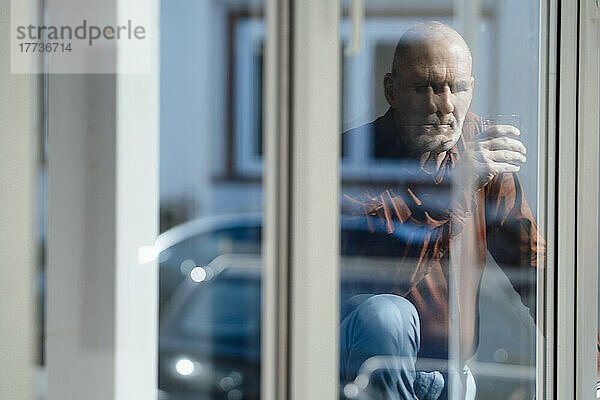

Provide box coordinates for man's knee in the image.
[352,294,420,352]
[358,294,419,325]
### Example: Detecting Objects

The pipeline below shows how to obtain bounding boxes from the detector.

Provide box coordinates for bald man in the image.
[340,22,543,400]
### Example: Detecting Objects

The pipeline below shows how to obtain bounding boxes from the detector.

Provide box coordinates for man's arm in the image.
[484,171,545,318]
[484,172,600,379]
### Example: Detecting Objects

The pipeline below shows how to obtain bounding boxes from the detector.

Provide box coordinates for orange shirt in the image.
[342,110,545,361]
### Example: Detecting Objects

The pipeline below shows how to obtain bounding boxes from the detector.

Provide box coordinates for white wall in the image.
[160,0,213,214]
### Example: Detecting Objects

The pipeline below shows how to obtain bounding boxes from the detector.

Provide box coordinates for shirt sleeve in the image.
[484,171,546,319]
[484,173,600,373]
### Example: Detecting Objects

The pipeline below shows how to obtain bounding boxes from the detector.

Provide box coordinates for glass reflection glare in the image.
[137,245,157,264]
[220,376,236,391]
[227,389,243,400]
[175,358,195,376]
[190,266,207,282]
[180,258,196,275]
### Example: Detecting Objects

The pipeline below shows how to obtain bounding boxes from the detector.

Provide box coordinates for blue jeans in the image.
[340,294,475,400]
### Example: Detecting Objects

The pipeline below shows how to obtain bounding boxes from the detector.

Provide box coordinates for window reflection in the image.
[339,18,543,400]
[159,2,264,399]
[158,3,545,400]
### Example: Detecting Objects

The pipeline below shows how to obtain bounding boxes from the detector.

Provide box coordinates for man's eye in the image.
[414,84,429,93]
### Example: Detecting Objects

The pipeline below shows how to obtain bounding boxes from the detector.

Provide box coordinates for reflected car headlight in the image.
[175,359,195,376]
[172,357,209,378]
[170,357,245,394]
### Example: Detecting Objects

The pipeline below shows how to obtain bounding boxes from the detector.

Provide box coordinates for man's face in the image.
[389,41,474,155]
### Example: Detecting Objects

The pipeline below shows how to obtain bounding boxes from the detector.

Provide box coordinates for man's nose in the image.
[426,86,454,116]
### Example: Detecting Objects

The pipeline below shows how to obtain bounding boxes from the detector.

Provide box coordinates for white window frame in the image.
[0,0,39,398]
[44,0,160,398]
[554,0,600,398]
[263,0,340,399]
[536,0,556,397]
[574,0,600,398]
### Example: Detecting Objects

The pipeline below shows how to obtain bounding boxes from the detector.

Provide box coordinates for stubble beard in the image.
[405,119,463,156]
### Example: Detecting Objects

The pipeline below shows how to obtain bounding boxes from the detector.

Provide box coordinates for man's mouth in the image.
[421,123,453,128]
[419,123,455,135]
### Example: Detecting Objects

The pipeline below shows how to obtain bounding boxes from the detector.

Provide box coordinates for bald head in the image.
[391,21,472,81]
[383,21,475,156]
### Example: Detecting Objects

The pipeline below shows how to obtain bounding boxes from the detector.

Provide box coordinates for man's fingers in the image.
[481,124,520,138]
[488,150,527,163]
[492,162,521,174]
[483,137,527,154]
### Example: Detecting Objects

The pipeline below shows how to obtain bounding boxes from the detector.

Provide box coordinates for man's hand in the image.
[461,124,527,191]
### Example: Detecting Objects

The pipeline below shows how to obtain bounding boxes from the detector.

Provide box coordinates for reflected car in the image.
[157,213,408,399]
[157,213,536,400]
[159,257,262,400]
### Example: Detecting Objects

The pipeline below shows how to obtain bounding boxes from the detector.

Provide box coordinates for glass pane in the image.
[158,2,265,399]
[339,4,546,400]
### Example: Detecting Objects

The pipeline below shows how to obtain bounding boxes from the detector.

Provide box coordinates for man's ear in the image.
[384,73,397,108]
